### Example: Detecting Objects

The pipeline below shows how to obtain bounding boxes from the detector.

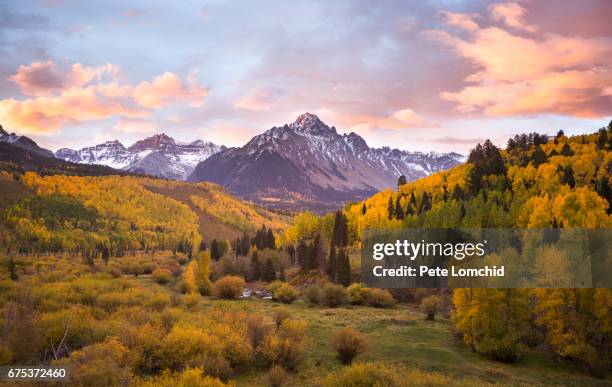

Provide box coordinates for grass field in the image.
[135,275,611,387]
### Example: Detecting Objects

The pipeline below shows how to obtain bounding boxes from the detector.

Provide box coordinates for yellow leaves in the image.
[552,187,611,228]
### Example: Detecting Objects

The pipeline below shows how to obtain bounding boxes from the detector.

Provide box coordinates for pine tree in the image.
[387,196,395,220]
[459,203,466,220]
[361,203,367,215]
[250,250,261,281]
[327,244,337,282]
[394,196,404,220]
[266,229,276,249]
[560,142,573,156]
[336,248,351,286]
[332,211,348,247]
[8,257,17,281]
[596,128,607,150]
[210,239,221,261]
[596,176,611,214]
[562,165,576,188]
[397,175,407,188]
[262,259,277,282]
[297,240,308,270]
[531,145,548,167]
[102,246,110,265]
[279,265,286,282]
[311,234,323,270]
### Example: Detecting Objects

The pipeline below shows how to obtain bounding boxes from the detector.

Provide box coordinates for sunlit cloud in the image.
[234,86,286,111]
[1,61,209,134]
[488,2,538,33]
[428,2,612,118]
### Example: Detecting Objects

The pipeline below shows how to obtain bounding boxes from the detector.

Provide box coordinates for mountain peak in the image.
[289,113,335,135]
[0,125,7,136]
[129,133,176,152]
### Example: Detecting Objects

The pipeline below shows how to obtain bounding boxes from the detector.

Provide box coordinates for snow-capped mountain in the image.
[0,125,55,158]
[56,133,225,180]
[188,113,464,212]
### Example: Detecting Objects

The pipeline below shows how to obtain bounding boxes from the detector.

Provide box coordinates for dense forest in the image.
[0,123,610,385]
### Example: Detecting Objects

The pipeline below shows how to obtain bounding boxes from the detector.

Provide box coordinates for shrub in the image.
[273,283,298,304]
[322,283,349,307]
[324,362,399,387]
[331,328,368,364]
[152,268,173,285]
[212,275,246,300]
[420,295,440,320]
[245,314,272,348]
[304,284,322,305]
[272,307,291,328]
[347,284,367,305]
[267,365,288,387]
[139,368,227,387]
[258,320,308,371]
[364,289,396,308]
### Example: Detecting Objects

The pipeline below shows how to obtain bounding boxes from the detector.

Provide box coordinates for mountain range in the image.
[55,134,224,180]
[189,113,464,211]
[1,114,464,212]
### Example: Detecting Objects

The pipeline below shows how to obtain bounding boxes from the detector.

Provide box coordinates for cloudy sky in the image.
[1,0,610,153]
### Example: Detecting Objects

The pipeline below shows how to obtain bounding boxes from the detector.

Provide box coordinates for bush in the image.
[331,328,368,364]
[272,307,291,328]
[139,368,227,387]
[322,283,349,308]
[258,320,308,371]
[212,275,246,300]
[324,362,400,387]
[419,295,440,320]
[304,284,322,305]
[364,289,396,308]
[273,283,298,304]
[152,268,173,285]
[267,364,288,387]
[347,284,367,305]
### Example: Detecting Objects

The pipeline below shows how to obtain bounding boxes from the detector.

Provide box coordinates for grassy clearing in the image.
[196,297,610,387]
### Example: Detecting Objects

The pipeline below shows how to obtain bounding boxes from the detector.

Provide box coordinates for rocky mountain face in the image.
[55,134,225,180]
[188,113,464,212]
[0,125,55,158]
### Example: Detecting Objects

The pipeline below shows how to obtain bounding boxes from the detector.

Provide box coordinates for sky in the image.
[0,0,611,153]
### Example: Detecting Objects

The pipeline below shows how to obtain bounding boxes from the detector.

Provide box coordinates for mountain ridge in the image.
[189,113,464,212]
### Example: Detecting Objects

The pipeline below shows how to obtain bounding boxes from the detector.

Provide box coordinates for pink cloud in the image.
[489,2,538,33]
[429,3,612,118]
[317,108,437,133]
[234,86,285,111]
[1,61,209,134]
[439,10,479,31]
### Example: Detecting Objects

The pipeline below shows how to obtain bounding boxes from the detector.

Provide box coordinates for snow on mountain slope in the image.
[189,113,464,212]
[55,133,225,180]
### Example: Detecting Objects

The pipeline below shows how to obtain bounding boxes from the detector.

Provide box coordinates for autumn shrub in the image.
[347,283,367,305]
[54,337,133,387]
[152,268,173,285]
[364,288,396,308]
[304,284,322,305]
[138,368,227,387]
[245,314,273,348]
[420,295,440,320]
[322,283,349,307]
[272,283,298,304]
[212,275,245,299]
[324,362,400,387]
[331,327,368,364]
[267,364,288,387]
[258,320,308,371]
[272,307,291,328]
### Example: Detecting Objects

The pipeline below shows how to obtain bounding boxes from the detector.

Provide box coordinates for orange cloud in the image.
[1,61,209,134]
[113,118,156,134]
[317,108,437,133]
[430,3,612,118]
[488,2,538,33]
[439,10,479,31]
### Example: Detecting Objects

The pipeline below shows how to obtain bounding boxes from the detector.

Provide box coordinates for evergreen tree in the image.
[311,234,323,270]
[459,203,466,220]
[336,248,351,286]
[279,265,286,282]
[332,211,348,247]
[387,196,395,220]
[287,245,296,265]
[8,257,17,281]
[250,250,261,281]
[531,145,548,167]
[596,128,607,150]
[409,190,417,207]
[262,259,277,282]
[210,239,221,261]
[596,176,611,214]
[266,229,276,249]
[102,246,110,265]
[451,185,465,201]
[548,148,558,157]
[361,203,367,215]
[562,165,576,188]
[560,142,573,156]
[467,139,506,194]
[199,239,208,252]
[397,175,407,188]
[327,244,337,282]
[394,196,404,220]
[297,239,309,270]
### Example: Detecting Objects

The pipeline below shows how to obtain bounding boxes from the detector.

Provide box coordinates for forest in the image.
[0,123,610,386]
